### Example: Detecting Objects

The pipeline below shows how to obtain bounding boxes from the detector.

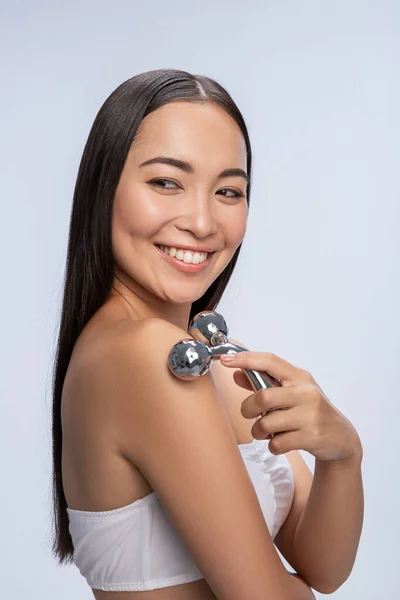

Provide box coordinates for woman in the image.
[52,69,364,600]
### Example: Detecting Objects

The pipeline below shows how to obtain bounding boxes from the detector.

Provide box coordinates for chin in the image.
[161,285,210,305]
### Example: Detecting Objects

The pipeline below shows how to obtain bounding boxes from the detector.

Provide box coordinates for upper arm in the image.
[102,319,295,600]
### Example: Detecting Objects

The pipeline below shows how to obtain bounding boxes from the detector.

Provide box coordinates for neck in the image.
[107,273,192,331]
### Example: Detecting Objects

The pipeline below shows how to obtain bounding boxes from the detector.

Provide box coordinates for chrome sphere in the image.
[168,339,212,380]
[188,310,229,346]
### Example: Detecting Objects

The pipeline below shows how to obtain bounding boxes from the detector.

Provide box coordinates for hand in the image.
[220,351,362,462]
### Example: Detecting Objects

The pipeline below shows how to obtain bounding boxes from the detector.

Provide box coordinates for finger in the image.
[241,386,299,419]
[220,351,303,386]
[268,430,304,455]
[251,407,303,440]
[233,369,254,391]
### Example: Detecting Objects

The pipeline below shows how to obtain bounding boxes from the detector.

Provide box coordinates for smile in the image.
[154,245,212,273]
[157,245,209,264]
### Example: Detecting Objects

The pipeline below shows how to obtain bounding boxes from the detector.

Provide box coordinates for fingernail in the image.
[220,354,235,362]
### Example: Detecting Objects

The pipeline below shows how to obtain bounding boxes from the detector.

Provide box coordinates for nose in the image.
[176,193,219,239]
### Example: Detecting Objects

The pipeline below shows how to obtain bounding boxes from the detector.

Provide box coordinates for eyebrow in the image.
[139,156,249,185]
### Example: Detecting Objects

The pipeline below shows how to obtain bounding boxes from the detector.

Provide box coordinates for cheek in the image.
[223,204,248,247]
[113,188,164,240]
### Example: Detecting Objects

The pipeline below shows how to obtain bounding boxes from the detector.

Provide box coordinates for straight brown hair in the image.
[51,68,253,564]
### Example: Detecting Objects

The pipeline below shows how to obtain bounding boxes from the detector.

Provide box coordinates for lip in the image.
[154,245,212,273]
[156,243,216,253]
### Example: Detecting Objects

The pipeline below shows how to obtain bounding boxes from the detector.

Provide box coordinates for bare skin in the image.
[62,297,261,600]
[62,295,317,599]
[60,100,324,599]
[61,100,362,598]
[62,101,258,599]
[108,100,249,332]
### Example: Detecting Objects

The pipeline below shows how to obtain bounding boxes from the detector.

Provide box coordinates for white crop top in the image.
[67,438,295,593]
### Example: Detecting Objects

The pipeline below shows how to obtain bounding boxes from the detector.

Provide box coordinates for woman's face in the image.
[112,101,249,307]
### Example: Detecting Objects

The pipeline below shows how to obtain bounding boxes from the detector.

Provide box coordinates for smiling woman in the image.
[52,68,316,600]
[109,99,249,311]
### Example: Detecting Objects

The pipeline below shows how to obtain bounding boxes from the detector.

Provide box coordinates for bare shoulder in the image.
[79,320,298,599]
[98,315,226,461]
[61,316,179,432]
[65,316,178,390]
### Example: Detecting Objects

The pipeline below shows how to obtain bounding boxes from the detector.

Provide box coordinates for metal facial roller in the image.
[168,310,282,420]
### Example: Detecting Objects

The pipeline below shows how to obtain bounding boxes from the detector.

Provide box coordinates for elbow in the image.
[296,567,352,595]
[312,582,340,595]
[307,574,350,595]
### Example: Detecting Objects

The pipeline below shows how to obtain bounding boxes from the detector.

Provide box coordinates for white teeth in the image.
[159,245,208,264]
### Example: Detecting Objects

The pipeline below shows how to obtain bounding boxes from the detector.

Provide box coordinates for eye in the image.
[149,179,245,198]
[217,188,245,199]
[149,178,179,190]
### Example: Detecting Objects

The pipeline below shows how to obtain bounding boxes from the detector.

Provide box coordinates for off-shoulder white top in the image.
[67,438,295,592]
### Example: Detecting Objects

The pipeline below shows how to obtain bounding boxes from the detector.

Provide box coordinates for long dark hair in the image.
[52,68,253,564]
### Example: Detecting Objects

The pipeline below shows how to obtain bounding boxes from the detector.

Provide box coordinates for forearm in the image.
[291,450,364,593]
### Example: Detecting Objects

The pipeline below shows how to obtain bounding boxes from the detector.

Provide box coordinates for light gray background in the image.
[1,1,398,598]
